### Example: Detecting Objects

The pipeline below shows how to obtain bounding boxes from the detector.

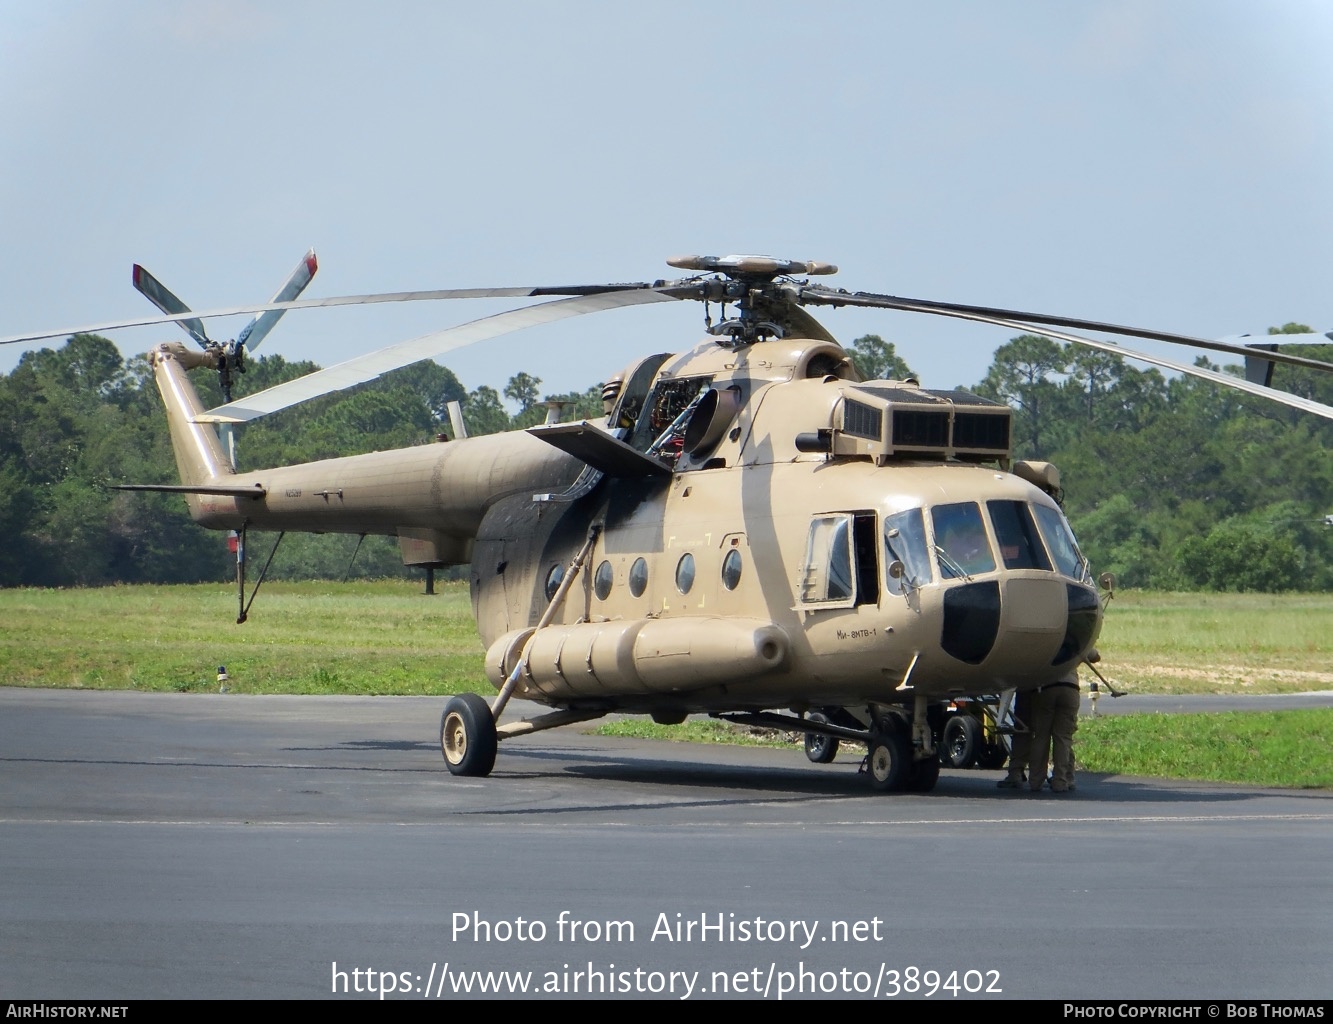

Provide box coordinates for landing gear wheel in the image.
[867,731,910,792]
[904,754,941,792]
[941,714,980,769]
[975,741,1008,770]
[440,693,497,777]
[804,711,840,764]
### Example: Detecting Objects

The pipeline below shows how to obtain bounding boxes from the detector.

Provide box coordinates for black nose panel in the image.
[941,581,1001,665]
[1053,583,1100,665]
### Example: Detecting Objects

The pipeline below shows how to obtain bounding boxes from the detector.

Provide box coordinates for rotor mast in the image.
[665,254,838,346]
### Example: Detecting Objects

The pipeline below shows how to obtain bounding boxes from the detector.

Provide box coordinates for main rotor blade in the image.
[0,282,660,348]
[234,248,319,354]
[131,265,211,349]
[906,305,1333,421]
[798,286,1333,376]
[194,289,680,423]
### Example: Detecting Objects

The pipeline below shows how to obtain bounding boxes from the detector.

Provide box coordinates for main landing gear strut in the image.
[439,529,605,778]
[722,694,940,794]
[865,727,940,792]
[846,698,941,793]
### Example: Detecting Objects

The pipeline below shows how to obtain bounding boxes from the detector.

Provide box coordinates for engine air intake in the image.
[835,386,1012,462]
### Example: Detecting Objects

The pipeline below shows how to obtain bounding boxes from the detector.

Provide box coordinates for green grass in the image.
[1096,590,1333,694]
[1075,709,1333,788]
[597,718,797,747]
[0,580,485,694]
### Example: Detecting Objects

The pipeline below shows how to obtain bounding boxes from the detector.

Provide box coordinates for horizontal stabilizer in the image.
[112,483,267,499]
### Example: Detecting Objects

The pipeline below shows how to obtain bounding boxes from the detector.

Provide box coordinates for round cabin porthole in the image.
[544,564,565,602]
[594,560,614,600]
[629,557,648,597]
[721,549,743,591]
[675,553,696,594]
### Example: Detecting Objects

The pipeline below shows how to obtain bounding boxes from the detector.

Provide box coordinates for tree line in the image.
[1,330,1329,590]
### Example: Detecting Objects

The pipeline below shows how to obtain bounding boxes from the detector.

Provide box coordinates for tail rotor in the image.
[132,250,319,465]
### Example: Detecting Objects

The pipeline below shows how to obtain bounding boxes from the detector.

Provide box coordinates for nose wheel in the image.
[440,693,497,777]
[865,719,940,793]
[866,731,910,791]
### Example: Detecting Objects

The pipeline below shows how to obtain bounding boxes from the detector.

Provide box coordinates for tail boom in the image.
[149,342,582,554]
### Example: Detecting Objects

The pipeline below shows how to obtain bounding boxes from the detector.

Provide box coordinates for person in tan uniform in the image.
[996,687,1032,789]
[1028,673,1080,793]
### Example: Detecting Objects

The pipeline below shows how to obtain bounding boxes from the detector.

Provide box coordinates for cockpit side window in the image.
[802,515,854,603]
[987,500,1052,571]
[802,513,881,606]
[1031,503,1091,583]
[883,507,931,594]
[931,502,996,578]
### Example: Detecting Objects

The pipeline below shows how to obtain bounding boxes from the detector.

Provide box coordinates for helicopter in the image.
[9,253,1333,792]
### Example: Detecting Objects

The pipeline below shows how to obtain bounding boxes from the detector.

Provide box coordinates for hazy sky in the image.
[3,1,1331,409]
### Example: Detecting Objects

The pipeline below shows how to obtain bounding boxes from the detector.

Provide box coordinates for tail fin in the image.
[150,343,234,514]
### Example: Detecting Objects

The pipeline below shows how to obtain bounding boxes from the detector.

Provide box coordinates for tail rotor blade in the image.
[235,248,319,354]
[131,265,211,349]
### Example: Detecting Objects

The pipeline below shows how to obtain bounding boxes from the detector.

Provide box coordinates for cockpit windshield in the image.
[931,502,996,578]
[1031,503,1091,583]
[987,499,1052,571]
[883,507,932,594]
[880,500,1092,593]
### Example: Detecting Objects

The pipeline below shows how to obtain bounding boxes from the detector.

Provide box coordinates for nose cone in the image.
[940,581,1001,664]
[939,576,1101,671]
[1054,583,1102,667]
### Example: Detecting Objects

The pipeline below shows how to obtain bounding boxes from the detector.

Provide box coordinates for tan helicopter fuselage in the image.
[150,333,1102,717]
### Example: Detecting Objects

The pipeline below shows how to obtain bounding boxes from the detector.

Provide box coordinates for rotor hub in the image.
[666,254,838,279]
[666,254,837,346]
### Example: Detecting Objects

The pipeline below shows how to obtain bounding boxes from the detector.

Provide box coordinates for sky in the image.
[3,0,1332,412]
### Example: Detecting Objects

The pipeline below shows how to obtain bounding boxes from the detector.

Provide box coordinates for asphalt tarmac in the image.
[2,687,1330,1001]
